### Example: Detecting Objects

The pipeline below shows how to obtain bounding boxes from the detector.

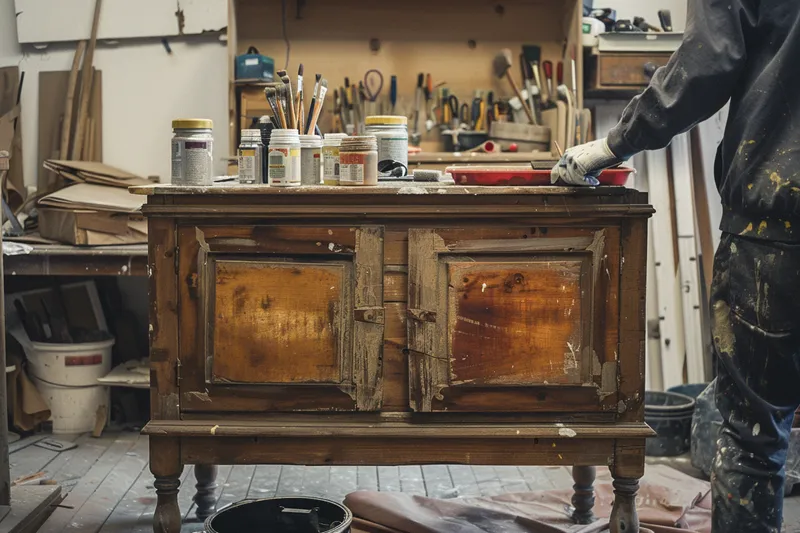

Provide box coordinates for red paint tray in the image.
[446,165,634,186]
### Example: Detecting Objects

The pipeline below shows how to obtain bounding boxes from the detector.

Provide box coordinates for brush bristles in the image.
[276,69,287,77]
[315,73,321,83]
[320,79,328,89]
[298,64,304,76]
[493,50,513,78]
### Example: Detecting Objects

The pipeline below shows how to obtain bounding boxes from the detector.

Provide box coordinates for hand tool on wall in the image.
[542,60,554,105]
[493,49,535,125]
[521,59,541,125]
[363,68,384,117]
[424,74,435,130]
[412,73,424,144]
[557,61,564,87]
[447,95,460,129]
[658,9,673,31]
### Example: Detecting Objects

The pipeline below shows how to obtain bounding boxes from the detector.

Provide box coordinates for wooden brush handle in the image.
[505,72,536,125]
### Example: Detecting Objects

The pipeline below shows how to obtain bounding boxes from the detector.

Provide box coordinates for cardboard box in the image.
[38,208,147,246]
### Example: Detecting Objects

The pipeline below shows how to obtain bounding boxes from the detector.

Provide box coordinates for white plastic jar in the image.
[299,134,323,185]
[267,129,301,187]
[322,133,349,186]
[365,115,408,179]
[171,118,213,186]
[339,136,378,186]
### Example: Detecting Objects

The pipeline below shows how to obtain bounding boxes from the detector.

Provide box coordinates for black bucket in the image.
[205,497,353,533]
[645,391,696,457]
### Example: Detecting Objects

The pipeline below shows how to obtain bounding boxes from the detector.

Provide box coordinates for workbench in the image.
[2,243,147,277]
[134,184,655,533]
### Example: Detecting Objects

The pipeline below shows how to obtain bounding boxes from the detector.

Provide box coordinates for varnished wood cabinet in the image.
[136,185,655,533]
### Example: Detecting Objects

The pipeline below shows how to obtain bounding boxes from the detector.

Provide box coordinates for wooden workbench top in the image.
[130,183,635,197]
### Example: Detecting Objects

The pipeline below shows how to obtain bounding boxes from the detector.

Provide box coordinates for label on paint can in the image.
[238,148,257,184]
[172,139,213,185]
[340,163,365,185]
[268,147,301,186]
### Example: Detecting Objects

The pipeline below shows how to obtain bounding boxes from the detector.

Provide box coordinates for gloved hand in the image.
[550,138,623,186]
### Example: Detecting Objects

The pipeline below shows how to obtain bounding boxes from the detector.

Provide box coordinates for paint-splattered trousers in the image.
[711,232,800,533]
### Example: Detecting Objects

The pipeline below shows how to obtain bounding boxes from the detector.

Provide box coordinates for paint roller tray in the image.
[446,165,633,186]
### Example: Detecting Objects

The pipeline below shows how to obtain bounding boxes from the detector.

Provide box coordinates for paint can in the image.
[171,119,213,186]
[365,115,409,179]
[299,134,323,185]
[339,136,378,186]
[238,129,263,185]
[267,129,301,187]
[322,133,349,186]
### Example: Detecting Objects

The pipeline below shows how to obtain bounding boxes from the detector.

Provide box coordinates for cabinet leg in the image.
[609,477,640,533]
[150,438,182,533]
[571,466,596,524]
[194,464,219,520]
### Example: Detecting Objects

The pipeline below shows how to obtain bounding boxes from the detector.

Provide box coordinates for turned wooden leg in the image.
[193,464,219,520]
[571,466,596,524]
[609,477,640,533]
[150,438,182,533]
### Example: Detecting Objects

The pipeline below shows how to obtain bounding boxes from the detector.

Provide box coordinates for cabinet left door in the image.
[177,225,385,413]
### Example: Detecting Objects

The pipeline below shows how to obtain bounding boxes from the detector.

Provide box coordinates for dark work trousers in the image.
[711,232,800,533]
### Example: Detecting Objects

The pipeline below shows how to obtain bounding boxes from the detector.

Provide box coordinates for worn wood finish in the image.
[192,465,218,520]
[408,227,616,412]
[180,225,384,412]
[143,186,652,532]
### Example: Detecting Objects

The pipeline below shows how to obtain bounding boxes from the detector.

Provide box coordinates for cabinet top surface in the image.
[131,184,643,199]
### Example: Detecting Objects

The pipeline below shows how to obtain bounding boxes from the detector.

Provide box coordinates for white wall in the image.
[0,0,229,187]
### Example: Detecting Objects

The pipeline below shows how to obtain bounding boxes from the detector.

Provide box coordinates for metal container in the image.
[204,497,352,533]
[238,129,263,185]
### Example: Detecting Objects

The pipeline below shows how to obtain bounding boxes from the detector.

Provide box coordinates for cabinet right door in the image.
[407,226,620,413]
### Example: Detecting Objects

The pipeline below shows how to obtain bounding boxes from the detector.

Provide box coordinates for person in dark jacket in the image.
[551,0,800,531]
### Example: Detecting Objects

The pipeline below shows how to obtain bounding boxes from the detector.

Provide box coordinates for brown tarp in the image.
[346,465,711,533]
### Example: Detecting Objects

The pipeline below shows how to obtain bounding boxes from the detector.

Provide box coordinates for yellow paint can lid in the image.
[172,118,213,129]
[365,115,408,126]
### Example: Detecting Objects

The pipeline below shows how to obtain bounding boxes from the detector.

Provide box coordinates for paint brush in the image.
[264,86,282,127]
[307,79,329,134]
[278,70,296,130]
[295,64,304,133]
[276,85,289,129]
[493,49,535,125]
[305,74,322,134]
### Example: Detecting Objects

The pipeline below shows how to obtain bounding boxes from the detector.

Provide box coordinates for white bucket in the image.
[23,338,114,434]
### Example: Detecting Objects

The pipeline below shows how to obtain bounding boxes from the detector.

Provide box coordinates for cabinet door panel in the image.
[210,260,347,385]
[179,225,384,412]
[447,259,588,386]
[408,227,617,413]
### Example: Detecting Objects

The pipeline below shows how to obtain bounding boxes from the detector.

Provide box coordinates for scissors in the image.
[447,95,460,128]
[363,69,384,102]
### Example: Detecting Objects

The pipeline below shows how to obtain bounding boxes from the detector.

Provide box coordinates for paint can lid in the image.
[341,135,377,152]
[365,115,408,126]
[172,118,213,129]
[299,134,323,148]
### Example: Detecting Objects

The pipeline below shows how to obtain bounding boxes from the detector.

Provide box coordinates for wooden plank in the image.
[421,465,455,499]
[214,465,255,511]
[446,466,481,497]
[275,465,304,498]
[472,466,503,497]
[7,435,46,455]
[298,467,330,499]
[518,466,556,491]
[353,226,385,410]
[398,466,425,496]
[97,457,155,533]
[493,465,529,494]
[356,466,378,492]
[62,434,149,532]
[246,465,281,500]
[376,466,401,493]
[44,433,115,489]
[70,0,102,161]
[39,432,139,533]
[2,485,62,533]
[10,434,79,482]
[384,271,407,302]
[60,41,86,160]
[37,71,69,194]
[328,466,358,502]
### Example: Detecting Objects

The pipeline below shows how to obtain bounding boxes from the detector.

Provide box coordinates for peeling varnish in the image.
[558,428,577,437]
[210,424,219,435]
[186,390,212,403]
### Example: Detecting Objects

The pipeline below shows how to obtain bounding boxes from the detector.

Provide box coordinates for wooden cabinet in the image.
[138,185,655,533]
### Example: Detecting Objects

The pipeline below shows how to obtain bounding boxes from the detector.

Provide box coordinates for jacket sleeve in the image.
[606,0,754,158]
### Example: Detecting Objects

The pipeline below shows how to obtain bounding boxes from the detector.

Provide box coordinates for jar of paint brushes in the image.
[339,136,378,186]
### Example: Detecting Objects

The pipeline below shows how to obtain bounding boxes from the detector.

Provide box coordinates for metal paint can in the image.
[365,115,408,179]
[339,136,378,186]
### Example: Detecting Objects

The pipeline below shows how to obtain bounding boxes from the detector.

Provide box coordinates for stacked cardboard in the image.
[38,160,150,245]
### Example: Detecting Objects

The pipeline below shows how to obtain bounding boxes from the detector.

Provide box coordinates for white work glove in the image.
[550,138,623,186]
